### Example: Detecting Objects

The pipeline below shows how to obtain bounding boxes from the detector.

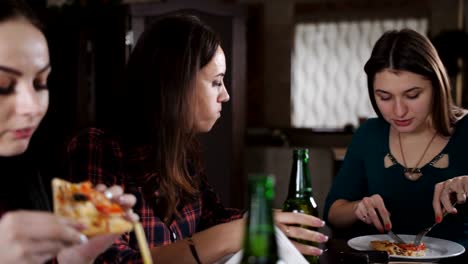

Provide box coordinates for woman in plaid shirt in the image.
[67,14,328,263]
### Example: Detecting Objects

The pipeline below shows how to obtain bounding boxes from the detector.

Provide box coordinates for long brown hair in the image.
[113,13,220,220]
[364,29,464,136]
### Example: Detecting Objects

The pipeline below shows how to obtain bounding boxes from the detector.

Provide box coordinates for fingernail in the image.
[104,191,113,200]
[322,235,329,242]
[451,208,458,214]
[317,249,323,255]
[75,222,87,230]
[79,234,88,244]
[435,216,442,223]
[321,220,326,227]
[385,224,391,231]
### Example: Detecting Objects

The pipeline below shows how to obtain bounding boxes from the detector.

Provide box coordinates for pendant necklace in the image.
[398,132,437,181]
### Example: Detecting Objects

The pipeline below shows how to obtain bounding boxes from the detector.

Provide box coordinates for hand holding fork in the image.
[413,201,457,246]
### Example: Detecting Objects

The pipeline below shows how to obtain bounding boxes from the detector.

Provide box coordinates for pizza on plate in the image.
[370,240,426,257]
[52,178,133,237]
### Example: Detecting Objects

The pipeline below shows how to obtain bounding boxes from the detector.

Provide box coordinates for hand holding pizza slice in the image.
[52,178,134,237]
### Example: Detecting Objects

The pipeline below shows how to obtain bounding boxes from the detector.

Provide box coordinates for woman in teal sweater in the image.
[324,29,468,247]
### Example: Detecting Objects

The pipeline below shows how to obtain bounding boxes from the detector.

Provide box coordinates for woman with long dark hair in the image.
[0,1,138,263]
[67,13,328,263]
[325,29,468,248]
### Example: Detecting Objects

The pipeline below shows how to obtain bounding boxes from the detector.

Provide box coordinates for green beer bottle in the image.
[241,175,281,264]
[282,149,319,264]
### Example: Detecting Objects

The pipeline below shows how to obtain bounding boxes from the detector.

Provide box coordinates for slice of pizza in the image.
[52,178,133,237]
[370,240,426,257]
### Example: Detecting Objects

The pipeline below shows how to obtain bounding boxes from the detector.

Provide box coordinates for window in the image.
[291,19,428,129]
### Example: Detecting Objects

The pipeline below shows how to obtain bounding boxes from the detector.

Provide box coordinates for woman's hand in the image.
[0,211,86,264]
[353,194,391,233]
[94,184,139,222]
[57,184,139,264]
[433,176,468,222]
[273,210,327,256]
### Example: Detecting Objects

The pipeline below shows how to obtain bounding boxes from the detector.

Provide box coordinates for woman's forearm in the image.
[150,218,245,264]
[328,199,360,228]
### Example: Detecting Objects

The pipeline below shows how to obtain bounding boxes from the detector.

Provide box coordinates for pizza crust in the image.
[52,178,133,237]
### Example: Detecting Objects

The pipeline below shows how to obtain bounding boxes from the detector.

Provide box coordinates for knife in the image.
[387,230,406,244]
[376,210,405,244]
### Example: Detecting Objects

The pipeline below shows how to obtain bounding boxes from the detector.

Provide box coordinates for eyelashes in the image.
[212,81,224,90]
[377,93,421,101]
[378,96,391,101]
[0,80,15,95]
[33,79,48,91]
[406,93,420,99]
[0,79,48,96]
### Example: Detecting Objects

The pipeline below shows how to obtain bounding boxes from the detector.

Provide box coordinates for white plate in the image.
[347,234,465,260]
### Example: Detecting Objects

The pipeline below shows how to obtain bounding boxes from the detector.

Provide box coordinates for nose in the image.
[219,85,230,103]
[393,98,408,118]
[15,83,44,117]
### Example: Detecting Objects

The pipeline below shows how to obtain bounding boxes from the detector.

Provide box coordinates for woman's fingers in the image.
[274,211,328,254]
[367,207,384,233]
[0,211,90,264]
[290,240,323,256]
[374,204,391,231]
[362,197,383,232]
[35,253,56,264]
[95,184,107,192]
[96,184,139,222]
[433,177,468,221]
[9,240,60,264]
[103,185,124,201]
[274,211,325,228]
[118,194,137,209]
[28,240,66,256]
[360,195,391,232]
[433,182,444,220]
[124,210,140,222]
[354,201,370,224]
[1,211,85,245]
[445,178,468,205]
[59,233,120,262]
[117,194,138,222]
[282,225,328,243]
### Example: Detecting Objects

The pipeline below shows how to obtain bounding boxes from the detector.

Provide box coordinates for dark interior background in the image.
[23,0,468,212]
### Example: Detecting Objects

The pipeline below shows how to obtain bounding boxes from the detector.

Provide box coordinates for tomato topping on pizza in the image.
[52,178,133,237]
[370,240,426,257]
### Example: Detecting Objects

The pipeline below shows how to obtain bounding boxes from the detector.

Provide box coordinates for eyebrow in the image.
[375,87,422,94]
[0,63,51,76]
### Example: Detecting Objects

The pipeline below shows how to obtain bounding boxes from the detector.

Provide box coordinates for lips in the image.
[13,128,34,139]
[393,119,413,127]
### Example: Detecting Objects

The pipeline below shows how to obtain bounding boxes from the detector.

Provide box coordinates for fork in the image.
[413,201,457,246]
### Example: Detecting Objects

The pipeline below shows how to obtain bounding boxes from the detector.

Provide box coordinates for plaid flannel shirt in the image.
[66,128,243,263]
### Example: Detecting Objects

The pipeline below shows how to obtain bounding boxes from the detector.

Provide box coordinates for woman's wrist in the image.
[352,200,361,221]
[223,219,245,254]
